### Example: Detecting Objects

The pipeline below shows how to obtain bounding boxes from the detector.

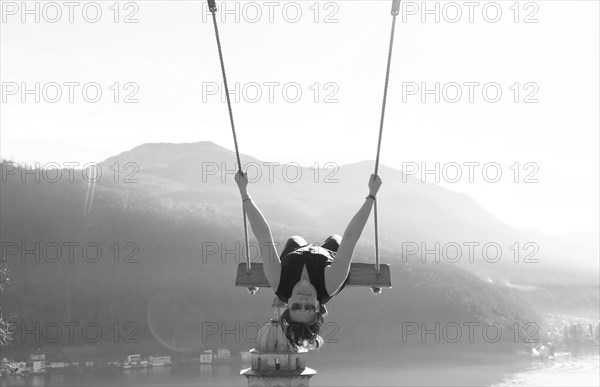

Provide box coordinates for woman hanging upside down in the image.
[234,170,382,350]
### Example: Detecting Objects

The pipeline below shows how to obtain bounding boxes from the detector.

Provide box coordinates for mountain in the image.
[102,141,600,285]
[1,142,598,354]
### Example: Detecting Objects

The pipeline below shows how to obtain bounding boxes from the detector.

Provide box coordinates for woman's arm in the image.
[325,174,382,295]
[235,171,281,288]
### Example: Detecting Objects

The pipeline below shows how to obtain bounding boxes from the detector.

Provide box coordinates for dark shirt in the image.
[275,244,347,305]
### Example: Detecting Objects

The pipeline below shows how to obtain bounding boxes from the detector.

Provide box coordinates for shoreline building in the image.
[29,353,46,375]
[200,350,213,364]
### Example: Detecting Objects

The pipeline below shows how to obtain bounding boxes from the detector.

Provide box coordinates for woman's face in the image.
[288,278,319,324]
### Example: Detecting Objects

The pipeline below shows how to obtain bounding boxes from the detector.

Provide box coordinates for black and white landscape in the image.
[1,1,598,386]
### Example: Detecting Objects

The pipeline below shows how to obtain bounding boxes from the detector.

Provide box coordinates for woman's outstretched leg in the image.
[321,234,342,253]
[280,235,308,258]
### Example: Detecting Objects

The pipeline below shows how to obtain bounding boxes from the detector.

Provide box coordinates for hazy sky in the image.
[1,0,598,234]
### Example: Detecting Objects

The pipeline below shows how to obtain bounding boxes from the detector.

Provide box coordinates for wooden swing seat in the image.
[235,262,392,289]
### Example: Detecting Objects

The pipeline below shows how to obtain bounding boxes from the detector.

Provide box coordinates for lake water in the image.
[492,351,599,387]
[3,349,599,386]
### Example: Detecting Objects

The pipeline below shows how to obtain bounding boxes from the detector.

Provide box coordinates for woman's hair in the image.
[279,306,326,350]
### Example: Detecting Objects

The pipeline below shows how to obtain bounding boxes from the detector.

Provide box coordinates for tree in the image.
[0,261,12,347]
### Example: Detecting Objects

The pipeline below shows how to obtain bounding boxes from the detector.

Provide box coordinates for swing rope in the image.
[208,0,399,289]
[373,0,400,276]
[208,0,251,275]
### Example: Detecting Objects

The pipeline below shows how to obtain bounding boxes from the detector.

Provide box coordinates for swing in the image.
[207,0,400,295]
[235,263,391,291]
